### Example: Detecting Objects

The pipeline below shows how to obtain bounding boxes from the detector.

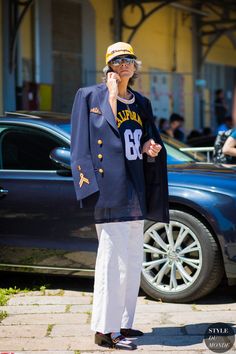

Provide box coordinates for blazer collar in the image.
[96,84,146,133]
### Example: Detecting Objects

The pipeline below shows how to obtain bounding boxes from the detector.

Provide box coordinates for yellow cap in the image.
[106,42,136,64]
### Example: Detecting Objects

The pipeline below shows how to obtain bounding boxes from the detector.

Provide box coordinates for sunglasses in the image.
[109,56,135,66]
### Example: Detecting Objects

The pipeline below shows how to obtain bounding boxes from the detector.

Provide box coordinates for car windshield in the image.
[58,122,195,164]
[164,143,194,164]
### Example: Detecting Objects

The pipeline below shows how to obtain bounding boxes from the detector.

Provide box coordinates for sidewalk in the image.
[0,280,236,354]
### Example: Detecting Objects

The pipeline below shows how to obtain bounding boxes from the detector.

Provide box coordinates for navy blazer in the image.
[70,83,169,223]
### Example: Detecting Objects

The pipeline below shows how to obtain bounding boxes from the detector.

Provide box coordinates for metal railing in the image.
[180,147,214,163]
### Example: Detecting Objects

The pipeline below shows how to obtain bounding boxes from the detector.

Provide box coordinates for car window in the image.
[164,143,194,164]
[0,125,67,170]
[55,124,195,164]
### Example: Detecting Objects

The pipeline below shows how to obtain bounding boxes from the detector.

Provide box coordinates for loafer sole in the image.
[95,333,137,350]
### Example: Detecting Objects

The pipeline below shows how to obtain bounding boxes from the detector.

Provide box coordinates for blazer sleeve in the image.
[70,88,99,201]
[145,98,165,147]
[143,98,169,223]
[140,98,158,145]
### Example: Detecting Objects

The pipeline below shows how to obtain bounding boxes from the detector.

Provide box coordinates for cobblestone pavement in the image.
[0,275,235,354]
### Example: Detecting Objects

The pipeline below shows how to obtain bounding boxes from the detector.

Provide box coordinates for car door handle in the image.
[0,188,8,196]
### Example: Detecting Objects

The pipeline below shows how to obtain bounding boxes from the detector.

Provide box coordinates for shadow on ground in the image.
[0,271,236,304]
[135,323,236,347]
[0,271,95,293]
[1,272,236,351]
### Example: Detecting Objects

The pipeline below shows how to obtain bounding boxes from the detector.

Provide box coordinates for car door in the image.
[0,122,97,274]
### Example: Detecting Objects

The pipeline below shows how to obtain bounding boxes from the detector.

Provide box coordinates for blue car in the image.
[0,112,236,303]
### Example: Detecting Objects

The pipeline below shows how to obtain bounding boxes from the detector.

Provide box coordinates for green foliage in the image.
[0,310,8,321]
[65,304,71,313]
[40,285,47,295]
[0,284,50,306]
[46,324,54,336]
[191,303,201,311]
[0,287,21,306]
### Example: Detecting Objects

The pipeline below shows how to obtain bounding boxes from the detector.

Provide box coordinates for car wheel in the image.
[141,209,224,303]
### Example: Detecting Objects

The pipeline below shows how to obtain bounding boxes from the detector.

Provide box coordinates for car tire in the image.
[141,209,224,303]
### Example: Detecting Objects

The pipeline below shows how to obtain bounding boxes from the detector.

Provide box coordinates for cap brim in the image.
[106,53,137,64]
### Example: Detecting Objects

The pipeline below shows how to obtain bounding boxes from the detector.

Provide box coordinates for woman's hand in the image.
[106,72,121,99]
[142,139,162,157]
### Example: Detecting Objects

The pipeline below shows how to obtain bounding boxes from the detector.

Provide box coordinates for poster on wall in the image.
[173,73,185,117]
[150,72,171,119]
[150,71,185,120]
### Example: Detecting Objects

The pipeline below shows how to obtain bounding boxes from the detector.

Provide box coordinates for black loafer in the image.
[120,328,144,337]
[95,332,113,347]
[95,332,137,350]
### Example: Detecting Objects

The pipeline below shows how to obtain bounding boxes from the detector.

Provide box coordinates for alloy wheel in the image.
[142,221,203,293]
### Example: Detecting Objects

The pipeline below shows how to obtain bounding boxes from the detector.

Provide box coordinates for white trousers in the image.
[91,220,144,334]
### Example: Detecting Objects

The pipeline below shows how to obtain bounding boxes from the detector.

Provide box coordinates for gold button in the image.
[98,154,103,159]
[97,139,103,145]
[98,168,104,174]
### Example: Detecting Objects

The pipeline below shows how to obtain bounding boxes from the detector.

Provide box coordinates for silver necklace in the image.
[117,91,135,105]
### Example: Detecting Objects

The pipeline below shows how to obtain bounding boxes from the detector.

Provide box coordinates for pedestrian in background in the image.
[164,113,185,142]
[158,117,169,134]
[222,128,236,161]
[70,42,169,350]
[222,88,236,162]
[214,89,228,127]
[217,115,233,133]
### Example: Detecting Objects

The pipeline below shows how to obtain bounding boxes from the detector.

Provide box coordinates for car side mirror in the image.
[50,147,71,169]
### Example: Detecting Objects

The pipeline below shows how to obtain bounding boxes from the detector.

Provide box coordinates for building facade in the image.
[0,0,236,132]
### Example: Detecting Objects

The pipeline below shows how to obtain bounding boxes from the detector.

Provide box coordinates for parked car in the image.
[0,112,236,303]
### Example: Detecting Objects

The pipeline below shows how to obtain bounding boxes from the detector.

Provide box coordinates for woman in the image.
[70,42,169,350]
[222,88,236,162]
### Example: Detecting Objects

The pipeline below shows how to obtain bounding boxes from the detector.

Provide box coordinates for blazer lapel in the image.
[97,84,119,134]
